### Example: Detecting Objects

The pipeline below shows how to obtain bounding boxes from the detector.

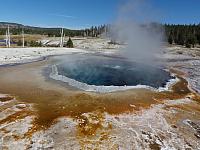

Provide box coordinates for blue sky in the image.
[0,0,199,29]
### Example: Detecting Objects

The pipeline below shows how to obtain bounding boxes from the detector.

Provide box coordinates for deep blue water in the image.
[56,57,173,88]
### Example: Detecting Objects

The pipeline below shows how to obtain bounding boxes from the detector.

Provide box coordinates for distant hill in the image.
[0,22,24,29]
[0,22,68,30]
[0,22,107,38]
[0,22,84,37]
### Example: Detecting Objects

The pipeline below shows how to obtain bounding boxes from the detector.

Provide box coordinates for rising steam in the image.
[109,0,164,63]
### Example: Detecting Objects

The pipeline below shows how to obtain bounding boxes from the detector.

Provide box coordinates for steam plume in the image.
[110,0,164,63]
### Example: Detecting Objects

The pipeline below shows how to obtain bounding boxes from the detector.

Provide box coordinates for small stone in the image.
[130,104,136,108]
[171,125,177,128]
[16,104,26,109]
[27,145,32,149]
[194,133,200,139]
[114,117,120,121]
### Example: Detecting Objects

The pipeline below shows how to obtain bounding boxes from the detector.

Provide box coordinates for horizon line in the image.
[0,21,199,30]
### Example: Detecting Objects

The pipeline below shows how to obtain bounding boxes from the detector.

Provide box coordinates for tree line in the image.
[0,27,84,37]
[1,23,200,48]
[165,24,200,48]
[0,25,108,37]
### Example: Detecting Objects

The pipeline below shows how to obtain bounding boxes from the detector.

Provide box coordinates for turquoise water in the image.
[55,56,173,89]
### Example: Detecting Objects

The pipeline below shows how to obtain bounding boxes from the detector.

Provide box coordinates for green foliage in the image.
[165,24,200,48]
[24,41,28,46]
[2,22,199,48]
[168,34,173,44]
[0,22,109,38]
[17,40,23,46]
[177,33,185,45]
[29,41,42,47]
[66,37,74,48]
[185,40,191,48]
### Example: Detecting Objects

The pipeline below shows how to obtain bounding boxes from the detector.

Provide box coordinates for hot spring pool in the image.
[49,55,176,93]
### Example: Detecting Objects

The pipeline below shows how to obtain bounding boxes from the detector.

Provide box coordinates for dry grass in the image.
[0,34,46,42]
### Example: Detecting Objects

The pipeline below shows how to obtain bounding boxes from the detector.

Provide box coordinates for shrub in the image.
[66,37,74,48]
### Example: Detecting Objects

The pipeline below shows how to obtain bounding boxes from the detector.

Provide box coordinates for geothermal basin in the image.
[49,54,175,93]
[1,52,199,149]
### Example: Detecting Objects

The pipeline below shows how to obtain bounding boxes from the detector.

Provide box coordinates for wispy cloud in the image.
[48,13,77,19]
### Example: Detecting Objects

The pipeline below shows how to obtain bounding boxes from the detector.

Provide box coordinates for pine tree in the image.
[17,40,22,46]
[177,33,185,45]
[24,41,27,46]
[38,41,42,47]
[185,39,191,48]
[197,33,200,45]
[66,37,74,48]
[164,24,200,47]
[168,34,173,44]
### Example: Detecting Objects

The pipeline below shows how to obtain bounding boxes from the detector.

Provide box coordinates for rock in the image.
[194,133,200,139]
[171,125,178,128]
[16,104,26,109]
